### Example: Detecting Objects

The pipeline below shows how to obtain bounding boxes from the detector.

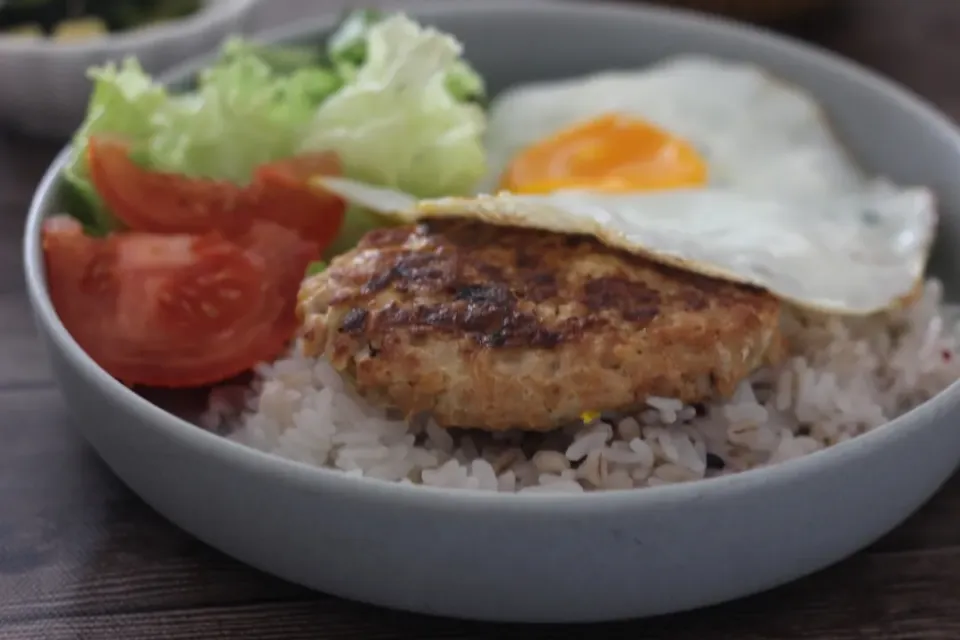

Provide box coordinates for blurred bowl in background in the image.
[0,0,258,139]
[646,0,840,23]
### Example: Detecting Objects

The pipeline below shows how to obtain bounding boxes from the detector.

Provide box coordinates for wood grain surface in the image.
[2,1,960,638]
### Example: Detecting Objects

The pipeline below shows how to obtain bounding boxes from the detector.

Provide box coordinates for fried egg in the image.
[314,176,935,316]
[480,55,867,198]
[309,56,937,317]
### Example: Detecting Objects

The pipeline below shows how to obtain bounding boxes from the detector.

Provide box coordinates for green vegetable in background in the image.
[0,0,203,36]
[0,0,71,34]
[100,0,201,31]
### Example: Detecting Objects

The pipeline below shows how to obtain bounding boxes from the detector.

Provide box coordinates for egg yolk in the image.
[499,113,709,195]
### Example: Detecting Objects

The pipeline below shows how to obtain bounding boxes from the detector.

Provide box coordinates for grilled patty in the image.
[298,219,783,431]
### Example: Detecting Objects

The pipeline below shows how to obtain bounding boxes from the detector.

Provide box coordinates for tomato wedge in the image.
[152,233,265,338]
[87,136,253,236]
[87,136,346,251]
[42,216,319,388]
[249,152,347,249]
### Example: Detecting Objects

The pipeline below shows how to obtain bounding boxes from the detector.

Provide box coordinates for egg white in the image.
[481,56,871,198]
[309,57,938,316]
[315,175,936,316]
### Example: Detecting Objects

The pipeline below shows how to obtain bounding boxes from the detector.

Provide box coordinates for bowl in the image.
[23,0,960,624]
[0,0,259,139]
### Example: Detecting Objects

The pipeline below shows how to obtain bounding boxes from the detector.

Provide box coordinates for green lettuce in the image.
[61,11,488,243]
[64,59,168,232]
[327,9,484,103]
[305,259,328,276]
[327,8,384,74]
[216,37,329,76]
[301,14,487,198]
[146,55,336,183]
[64,53,339,231]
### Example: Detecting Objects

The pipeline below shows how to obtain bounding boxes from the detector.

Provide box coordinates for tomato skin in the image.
[87,136,346,252]
[87,136,254,236]
[231,221,321,363]
[42,216,319,389]
[250,152,347,250]
[59,137,339,388]
[153,233,265,338]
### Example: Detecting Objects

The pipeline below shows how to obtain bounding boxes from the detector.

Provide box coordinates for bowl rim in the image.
[0,0,257,54]
[23,0,960,511]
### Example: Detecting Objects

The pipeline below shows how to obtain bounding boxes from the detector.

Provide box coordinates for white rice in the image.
[206,279,960,493]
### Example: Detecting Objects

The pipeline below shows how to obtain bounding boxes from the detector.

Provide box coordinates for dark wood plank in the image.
[869,473,960,555]
[0,387,308,624]
[0,292,55,388]
[0,131,61,194]
[0,146,58,298]
[0,206,30,297]
[0,131,61,393]
[1,548,960,640]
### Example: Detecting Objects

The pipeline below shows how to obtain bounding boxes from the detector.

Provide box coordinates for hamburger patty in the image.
[297,219,783,431]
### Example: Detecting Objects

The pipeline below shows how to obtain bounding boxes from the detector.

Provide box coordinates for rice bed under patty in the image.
[208,279,960,493]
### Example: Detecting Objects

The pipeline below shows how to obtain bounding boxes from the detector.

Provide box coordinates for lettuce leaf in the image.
[305,259,328,276]
[146,54,335,183]
[63,59,169,232]
[444,59,485,104]
[301,14,487,198]
[216,37,329,77]
[327,9,485,103]
[64,52,340,232]
[327,8,384,72]
[62,12,488,242]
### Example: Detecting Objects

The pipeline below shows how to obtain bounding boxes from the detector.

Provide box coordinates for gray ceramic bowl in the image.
[23,0,960,624]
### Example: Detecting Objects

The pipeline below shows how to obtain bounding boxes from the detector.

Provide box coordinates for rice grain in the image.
[221,279,960,494]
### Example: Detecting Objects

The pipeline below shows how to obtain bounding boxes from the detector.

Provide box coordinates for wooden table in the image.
[2,1,960,638]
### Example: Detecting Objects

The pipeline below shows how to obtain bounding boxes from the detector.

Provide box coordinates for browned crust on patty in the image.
[298,219,783,431]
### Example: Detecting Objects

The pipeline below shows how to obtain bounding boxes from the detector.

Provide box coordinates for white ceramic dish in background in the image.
[0,0,258,139]
[22,0,960,624]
